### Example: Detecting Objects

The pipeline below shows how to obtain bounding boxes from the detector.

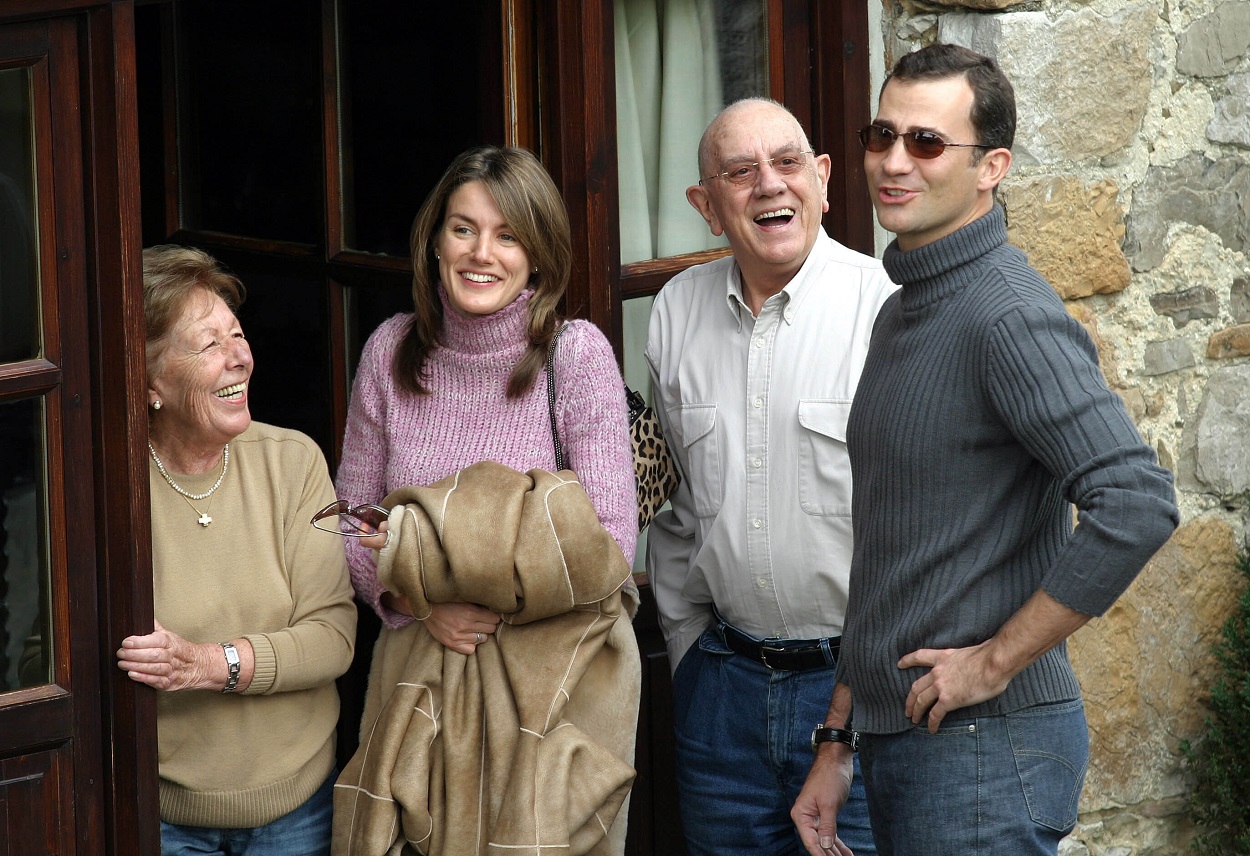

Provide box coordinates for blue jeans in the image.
[160,768,335,856]
[673,626,876,856]
[859,699,1089,856]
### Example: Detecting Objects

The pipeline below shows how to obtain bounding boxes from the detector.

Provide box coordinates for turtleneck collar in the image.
[437,285,534,356]
[882,205,1008,312]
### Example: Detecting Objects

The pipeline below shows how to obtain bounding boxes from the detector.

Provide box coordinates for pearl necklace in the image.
[148,442,230,527]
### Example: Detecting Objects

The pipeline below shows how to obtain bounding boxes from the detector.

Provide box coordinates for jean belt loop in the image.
[819,636,836,667]
[711,605,728,642]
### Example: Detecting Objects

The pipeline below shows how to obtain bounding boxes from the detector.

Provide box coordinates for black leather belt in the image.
[717,618,840,672]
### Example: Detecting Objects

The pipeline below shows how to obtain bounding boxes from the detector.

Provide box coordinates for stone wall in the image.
[876,2,1250,854]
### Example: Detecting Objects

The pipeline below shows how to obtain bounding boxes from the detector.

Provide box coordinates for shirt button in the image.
[754,337,765,348]
[756,578,768,589]
[753,457,763,468]
[753,397,764,408]
[753,519,763,529]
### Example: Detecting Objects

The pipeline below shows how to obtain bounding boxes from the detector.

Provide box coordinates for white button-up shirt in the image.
[645,229,897,668]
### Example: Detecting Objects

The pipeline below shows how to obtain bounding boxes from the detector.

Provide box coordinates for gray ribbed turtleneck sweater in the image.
[839,206,1178,735]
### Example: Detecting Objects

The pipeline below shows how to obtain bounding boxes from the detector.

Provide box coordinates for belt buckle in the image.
[759,645,789,670]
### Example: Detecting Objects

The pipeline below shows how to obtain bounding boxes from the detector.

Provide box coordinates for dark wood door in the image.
[0,9,154,852]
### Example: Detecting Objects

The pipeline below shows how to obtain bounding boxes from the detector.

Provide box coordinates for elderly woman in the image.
[117,245,356,856]
[333,145,638,854]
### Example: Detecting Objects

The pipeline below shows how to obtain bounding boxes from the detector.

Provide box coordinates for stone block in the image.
[1071,517,1240,810]
[1148,286,1219,328]
[1206,323,1250,359]
[940,4,1154,165]
[1186,363,1250,495]
[1142,338,1196,376]
[1208,73,1250,147]
[1176,1,1250,78]
[1124,154,1250,271]
[1233,277,1250,323]
[1001,177,1130,299]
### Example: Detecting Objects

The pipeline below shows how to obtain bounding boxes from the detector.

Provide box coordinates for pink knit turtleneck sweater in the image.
[337,288,637,627]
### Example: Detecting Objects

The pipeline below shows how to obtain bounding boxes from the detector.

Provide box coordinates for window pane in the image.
[0,67,40,362]
[177,0,322,243]
[344,281,412,385]
[1,396,51,691]
[233,271,334,462]
[340,1,504,256]
[614,0,767,263]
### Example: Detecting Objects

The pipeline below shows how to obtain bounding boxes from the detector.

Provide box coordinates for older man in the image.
[646,97,895,855]
[793,44,1178,856]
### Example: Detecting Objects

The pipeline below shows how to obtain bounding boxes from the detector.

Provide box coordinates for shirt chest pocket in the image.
[797,400,853,517]
[673,403,721,518]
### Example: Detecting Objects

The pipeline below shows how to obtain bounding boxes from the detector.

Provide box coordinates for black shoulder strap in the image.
[545,323,569,471]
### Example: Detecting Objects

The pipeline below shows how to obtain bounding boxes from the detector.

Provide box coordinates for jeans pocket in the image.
[1006,699,1089,833]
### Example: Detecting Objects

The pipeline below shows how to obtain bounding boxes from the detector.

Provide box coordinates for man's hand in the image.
[899,641,1010,733]
[792,747,855,856]
[900,589,1092,732]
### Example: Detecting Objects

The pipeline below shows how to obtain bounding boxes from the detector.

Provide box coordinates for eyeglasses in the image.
[310,500,390,537]
[857,125,991,159]
[699,150,813,187]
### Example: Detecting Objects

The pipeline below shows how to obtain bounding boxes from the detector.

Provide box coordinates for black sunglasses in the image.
[857,124,991,160]
[310,500,390,537]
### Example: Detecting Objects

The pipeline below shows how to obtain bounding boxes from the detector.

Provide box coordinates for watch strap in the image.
[811,723,859,753]
[220,642,241,693]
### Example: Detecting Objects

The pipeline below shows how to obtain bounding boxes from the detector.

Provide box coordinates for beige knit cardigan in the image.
[332,462,640,856]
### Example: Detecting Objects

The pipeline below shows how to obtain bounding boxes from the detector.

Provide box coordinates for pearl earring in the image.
[153,400,162,410]
[532,267,538,274]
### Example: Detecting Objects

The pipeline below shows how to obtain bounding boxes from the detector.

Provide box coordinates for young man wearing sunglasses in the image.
[644,98,897,856]
[792,43,1179,856]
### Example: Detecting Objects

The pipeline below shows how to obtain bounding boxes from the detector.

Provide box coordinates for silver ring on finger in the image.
[475,632,485,645]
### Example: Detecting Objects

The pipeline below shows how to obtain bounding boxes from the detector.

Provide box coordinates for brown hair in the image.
[142,244,245,382]
[885,43,1016,160]
[396,145,571,398]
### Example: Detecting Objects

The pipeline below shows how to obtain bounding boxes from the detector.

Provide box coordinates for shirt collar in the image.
[722,228,833,330]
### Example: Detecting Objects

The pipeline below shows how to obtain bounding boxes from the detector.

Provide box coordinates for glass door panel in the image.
[338,0,505,256]
[614,0,768,264]
[0,396,50,691]
[0,66,39,362]
[0,65,51,693]
[175,0,323,243]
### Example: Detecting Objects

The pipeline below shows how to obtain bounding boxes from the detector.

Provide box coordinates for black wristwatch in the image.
[811,723,859,753]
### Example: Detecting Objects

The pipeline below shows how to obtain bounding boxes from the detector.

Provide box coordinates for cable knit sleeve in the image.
[986,304,1178,615]
[336,315,414,627]
[554,320,639,564]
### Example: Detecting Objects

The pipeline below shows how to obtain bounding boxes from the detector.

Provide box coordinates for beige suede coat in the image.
[332,462,640,856]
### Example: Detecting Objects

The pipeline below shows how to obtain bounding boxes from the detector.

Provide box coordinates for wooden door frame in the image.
[0,1,159,852]
[83,4,161,852]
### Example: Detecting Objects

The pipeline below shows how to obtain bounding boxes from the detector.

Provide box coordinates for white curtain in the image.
[615,0,728,264]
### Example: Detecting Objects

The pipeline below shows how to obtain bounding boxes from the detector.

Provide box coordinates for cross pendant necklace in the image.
[148,442,228,528]
[176,492,214,527]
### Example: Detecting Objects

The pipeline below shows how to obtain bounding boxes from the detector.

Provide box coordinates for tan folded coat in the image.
[333,462,640,856]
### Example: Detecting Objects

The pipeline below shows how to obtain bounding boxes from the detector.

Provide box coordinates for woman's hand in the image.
[423,602,502,654]
[116,619,251,692]
[359,519,388,552]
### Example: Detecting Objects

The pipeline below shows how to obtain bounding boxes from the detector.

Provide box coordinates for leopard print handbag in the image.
[546,325,680,532]
[625,386,680,532]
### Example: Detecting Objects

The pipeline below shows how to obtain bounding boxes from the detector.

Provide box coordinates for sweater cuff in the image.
[242,633,277,694]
